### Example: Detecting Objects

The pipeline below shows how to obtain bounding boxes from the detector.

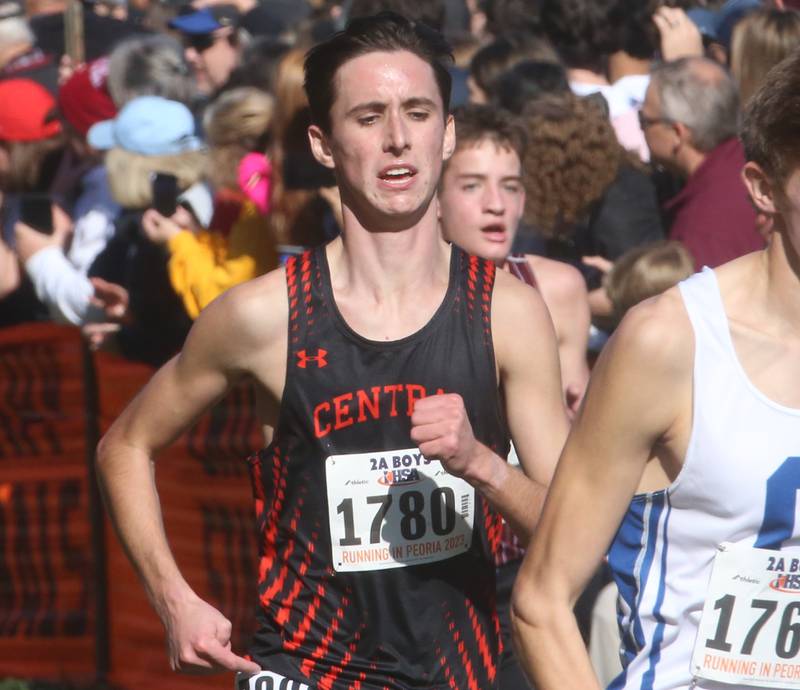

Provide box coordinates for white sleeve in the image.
[24,246,102,325]
[67,208,117,273]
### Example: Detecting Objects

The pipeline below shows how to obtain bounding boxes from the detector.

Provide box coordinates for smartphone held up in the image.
[151,172,179,218]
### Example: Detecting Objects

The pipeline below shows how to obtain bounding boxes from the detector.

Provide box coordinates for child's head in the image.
[606,241,694,323]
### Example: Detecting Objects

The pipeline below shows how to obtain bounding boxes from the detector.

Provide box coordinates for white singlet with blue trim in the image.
[606,267,800,690]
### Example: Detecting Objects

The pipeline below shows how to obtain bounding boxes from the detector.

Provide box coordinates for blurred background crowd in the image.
[1,0,797,368]
[2,0,800,688]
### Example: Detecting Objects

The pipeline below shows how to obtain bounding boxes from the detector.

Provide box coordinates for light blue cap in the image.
[87,96,202,156]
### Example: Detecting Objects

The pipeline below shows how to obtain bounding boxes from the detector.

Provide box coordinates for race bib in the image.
[325,448,475,572]
[692,542,800,687]
[236,670,309,690]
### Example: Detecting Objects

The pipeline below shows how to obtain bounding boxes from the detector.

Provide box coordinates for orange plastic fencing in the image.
[1,324,262,690]
[0,324,96,679]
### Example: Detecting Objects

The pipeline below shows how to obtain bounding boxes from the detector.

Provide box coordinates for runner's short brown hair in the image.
[448,104,527,165]
[304,11,452,134]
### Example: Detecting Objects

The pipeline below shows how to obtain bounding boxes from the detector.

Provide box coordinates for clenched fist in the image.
[410,394,490,483]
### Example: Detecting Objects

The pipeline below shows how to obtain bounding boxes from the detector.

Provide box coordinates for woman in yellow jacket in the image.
[144,196,277,318]
[141,87,279,318]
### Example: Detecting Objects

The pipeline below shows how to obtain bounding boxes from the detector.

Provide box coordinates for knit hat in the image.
[58,57,117,138]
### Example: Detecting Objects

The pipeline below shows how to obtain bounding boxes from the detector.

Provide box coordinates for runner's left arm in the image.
[511,291,693,689]
[489,271,570,538]
[411,271,569,542]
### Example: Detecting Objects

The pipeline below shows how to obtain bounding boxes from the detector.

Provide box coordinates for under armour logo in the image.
[296,348,328,368]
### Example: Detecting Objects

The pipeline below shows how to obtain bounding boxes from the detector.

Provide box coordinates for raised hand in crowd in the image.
[653,6,704,61]
[90,276,128,321]
[82,278,129,351]
[140,205,200,246]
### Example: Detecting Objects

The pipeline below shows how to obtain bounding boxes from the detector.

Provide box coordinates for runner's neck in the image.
[332,205,450,302]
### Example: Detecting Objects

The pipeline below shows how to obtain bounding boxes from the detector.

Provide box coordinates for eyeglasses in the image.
[638,111,674,131]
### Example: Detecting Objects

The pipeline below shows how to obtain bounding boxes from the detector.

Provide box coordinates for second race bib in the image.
[692,542,800,688]
[325,448,475,572]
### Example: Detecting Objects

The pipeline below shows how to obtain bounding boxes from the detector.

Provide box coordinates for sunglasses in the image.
[185,33,218,53]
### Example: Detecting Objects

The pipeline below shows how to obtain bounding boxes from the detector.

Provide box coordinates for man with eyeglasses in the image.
[169,4,243,95]
[637,56,762,270]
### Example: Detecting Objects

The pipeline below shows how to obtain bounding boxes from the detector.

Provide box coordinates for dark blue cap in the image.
[169,4,239,35]
[687,0,762,48]
[687,8,719,40]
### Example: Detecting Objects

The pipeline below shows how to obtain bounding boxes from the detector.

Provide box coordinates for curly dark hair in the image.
[347,0,445,31]
[481,0,544,36]
[493,59,569,114]
[608,0,661,60]
[469,33,559,102]
[539,0,622,72]
[521,93,621,238]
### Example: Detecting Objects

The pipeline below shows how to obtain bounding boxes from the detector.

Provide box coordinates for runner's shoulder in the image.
[189,265,289,359]
[606,286,693,379]
[525,255,588,307]
[491,265,558,370]
[492,264,551,325]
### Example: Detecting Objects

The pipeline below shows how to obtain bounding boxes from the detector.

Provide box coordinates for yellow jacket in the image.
[167,201,278,319]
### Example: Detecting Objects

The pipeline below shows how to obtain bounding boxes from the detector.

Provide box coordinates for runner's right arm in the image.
[510,291,693,689]
[96,270,287,674]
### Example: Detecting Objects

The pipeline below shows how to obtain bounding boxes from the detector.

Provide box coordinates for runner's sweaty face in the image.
[310,50,455,232]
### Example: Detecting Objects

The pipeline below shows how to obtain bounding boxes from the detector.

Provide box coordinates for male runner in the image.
[512,50,800,690]
[96,13,569,690]
[438,103,590,415]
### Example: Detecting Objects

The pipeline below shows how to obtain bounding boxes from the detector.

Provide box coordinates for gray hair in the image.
[0,17,34,49]
[107,34,195,107]
[651,57,740,152]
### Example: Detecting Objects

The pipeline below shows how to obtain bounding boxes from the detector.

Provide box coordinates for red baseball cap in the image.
[0,78,62,142]
[58,57,117,138]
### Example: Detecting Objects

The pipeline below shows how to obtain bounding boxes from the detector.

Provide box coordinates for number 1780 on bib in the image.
[325,449,476,573]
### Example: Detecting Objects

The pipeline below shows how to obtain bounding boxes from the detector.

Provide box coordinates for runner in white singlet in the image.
[512,50,800,690]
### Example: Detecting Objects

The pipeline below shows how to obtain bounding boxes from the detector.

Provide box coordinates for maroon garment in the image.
[665,137,763,270]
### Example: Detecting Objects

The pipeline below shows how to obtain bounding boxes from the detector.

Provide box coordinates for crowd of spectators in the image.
[0,0,796,366]
[1,0,799,686]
